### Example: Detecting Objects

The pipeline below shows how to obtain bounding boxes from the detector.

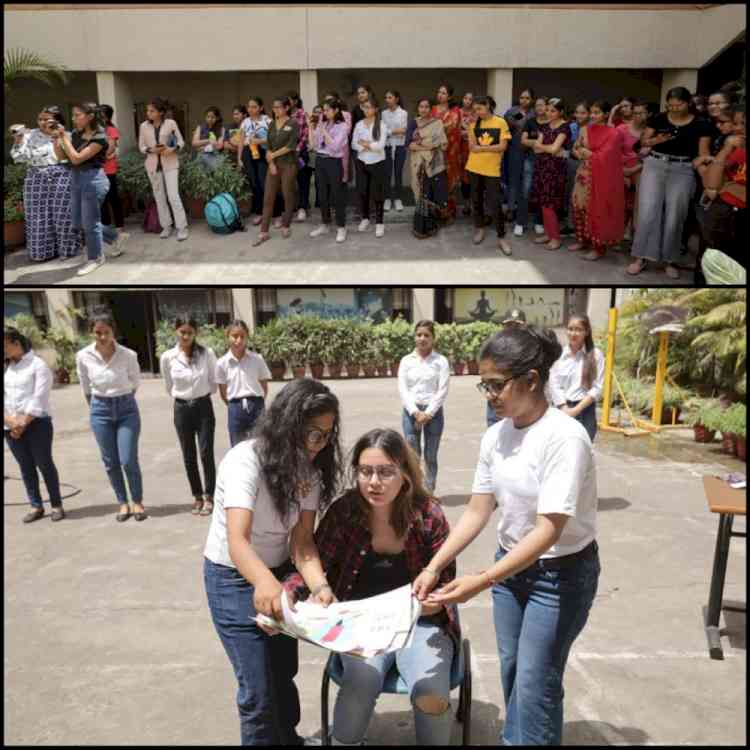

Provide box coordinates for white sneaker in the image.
[513,224,524,237]
[108,232,129,258]
[394,199,404,212]
[177,228,189,241]
[296,208,307,222]
[534,224,545,235]
[336,228,347,243]
[160,227,173,239]
[310,224,330,238]
[384,199,392,212]
[358,219,371,232]
[58,255,83,268]
[375,223,385,238]
[76,255,105,276]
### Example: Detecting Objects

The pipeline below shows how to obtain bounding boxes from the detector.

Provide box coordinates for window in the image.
[255,289,278,326]
[4,292,50,330]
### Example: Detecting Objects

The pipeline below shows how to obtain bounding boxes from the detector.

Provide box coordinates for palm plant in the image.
[4,48,69,97]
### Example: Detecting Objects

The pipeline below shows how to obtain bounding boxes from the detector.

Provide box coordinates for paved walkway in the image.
[4,210,697,286]
[4,377,744,745]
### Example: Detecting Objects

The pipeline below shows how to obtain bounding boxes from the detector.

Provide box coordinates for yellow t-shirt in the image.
[465,115,512,178]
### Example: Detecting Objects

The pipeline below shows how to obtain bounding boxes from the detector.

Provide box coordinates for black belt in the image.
[229,396,263,404]
[536,540,598,570]
[650,151,692,164]
[174,394,210,406]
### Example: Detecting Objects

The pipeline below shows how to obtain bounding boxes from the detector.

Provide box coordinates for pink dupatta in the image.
[587,124,625,245]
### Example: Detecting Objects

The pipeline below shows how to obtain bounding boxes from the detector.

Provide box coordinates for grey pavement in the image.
[4,211,696,287]
[4,376,745,745]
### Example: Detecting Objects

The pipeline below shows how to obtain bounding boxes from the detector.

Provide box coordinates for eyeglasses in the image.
[476,375,519,398]
[356,465,400,481]
[306,427,334,445]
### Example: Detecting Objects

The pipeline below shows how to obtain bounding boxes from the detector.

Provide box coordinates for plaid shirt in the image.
[283,490,460,645]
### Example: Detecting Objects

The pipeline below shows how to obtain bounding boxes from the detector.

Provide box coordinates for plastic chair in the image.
[320,610,472,745]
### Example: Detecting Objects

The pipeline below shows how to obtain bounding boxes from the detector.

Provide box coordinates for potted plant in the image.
[117,150,153,214]
[179,155,212,219]
[361,337,380,378]
[4,194,25,249]
[375,317,414,376]
[436,323,464,375]
[341,320,367,378]
[727,404,747,460]
[255,319,289,380]
[659,383,684,425]
[687,400,721,443]
[719,403,745,456]
[462,321,495,375]
[42,327,80,384]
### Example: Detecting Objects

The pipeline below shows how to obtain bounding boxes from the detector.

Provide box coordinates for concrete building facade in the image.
[5,4,745,166]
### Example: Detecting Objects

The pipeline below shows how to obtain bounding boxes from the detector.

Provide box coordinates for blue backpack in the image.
[205,192,245,234]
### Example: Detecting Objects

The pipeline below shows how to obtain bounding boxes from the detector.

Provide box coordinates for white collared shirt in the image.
[381,106,408,147]
[160,345,218,400]
[352,119,388,164]
[548,345,605,406]
[472,407,597,558]
[398,350,450,417]
[75,342,140,398]
[4,350,53,429]
[204,438,321,568]
[215,349,271,400]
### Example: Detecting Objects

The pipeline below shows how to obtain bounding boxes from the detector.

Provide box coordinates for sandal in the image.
[281,227,291,239]
[200,497,214,516]
[545,241,561,251]
[626,258,647,276]
[191,498,204,515]
[251,233,271,247]
[534,235,550,244]
[497,239,513,257]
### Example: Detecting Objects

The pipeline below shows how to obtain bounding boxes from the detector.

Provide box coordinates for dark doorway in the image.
[107,292,156,373]
[697,37,746,97]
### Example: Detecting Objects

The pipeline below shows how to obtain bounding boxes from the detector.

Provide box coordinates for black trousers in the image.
[173,395,216,498]
[355,159,387,224]
[100,173,124,229]
[470,172,506,237]
[695,199,746,284]
[316,156,347,227]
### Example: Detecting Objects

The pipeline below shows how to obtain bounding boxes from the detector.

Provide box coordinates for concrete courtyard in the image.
[4,375,745,745]
[3,209,696,287]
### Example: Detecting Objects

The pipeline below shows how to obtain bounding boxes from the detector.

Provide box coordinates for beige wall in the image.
[5,5,745,71]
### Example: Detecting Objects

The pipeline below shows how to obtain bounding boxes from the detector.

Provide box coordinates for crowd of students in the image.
[10,79,744,278]
[5,311,606,745]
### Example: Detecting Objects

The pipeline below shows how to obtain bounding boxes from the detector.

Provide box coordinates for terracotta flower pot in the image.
[453,361,466,376]
[736,436,746,461]
[660,407,681,425]
[467,360,479,375]
[362,364,377,378]
[693,424,716,443]
[238,198,252,217]
[721,432,737,455]
[4,220,25,249]
[270,363,286,381]
[344,363,360,378]
[309,363,325,380]
[55,368,70,385]
[327,363,343,379]
[390,361,400,377]
[187,197,206,220]
[292,366,306,379]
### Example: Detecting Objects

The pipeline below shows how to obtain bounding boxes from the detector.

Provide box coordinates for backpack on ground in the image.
[205,192,245,234]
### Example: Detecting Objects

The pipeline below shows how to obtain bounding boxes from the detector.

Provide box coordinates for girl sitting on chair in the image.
[284,428,459,746]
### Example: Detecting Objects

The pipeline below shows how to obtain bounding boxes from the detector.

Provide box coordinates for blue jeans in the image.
[89,393,143,505]
[402,406,444,493]
[384,144,407,201]
[492,543,600,745]
[514,156,541,229]
[228,397,265,447]
[333,618,454,745]
[70,168,118,261]
[568,400,597,443]
[505,138,524,212]
[5,417,62,508]
[486,402,500,428]
[204,557,302,746]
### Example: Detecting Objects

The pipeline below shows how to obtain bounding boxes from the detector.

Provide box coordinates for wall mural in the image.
[276,288,393,323]
[453,288,566,327]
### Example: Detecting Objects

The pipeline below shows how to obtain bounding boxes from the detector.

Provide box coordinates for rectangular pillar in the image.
[487,68,514,116]
[660,69,699,106]
[44,289,78,337]
[299,70,318,110]
[233,289,257,332]
[412,289,435,322]
[96,71,136,153]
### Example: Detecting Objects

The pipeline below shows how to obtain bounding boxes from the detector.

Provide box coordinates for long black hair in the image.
[479,325,562,386]
[473,95,497,139]
[74,102,106,131]
[568,314,597,390]
[4,327,32,362]
[363,98,382,142]
[41,105,66,127]
[255,379,343,521]
[99,104,115,127]
[204,106,224,138]
[89,308,117,333]
[174,316,205,361]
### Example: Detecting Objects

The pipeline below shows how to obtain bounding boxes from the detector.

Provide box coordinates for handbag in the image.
[142,200,162,233]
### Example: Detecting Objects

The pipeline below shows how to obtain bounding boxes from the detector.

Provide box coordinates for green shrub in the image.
[154,318,229,359]
[720,403,746,438]
[4,195,24,222]
[117,149,153,204]
[374,317,414,362]
[4,314,45,348]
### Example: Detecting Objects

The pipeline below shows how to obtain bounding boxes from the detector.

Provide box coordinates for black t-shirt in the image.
[72,126,109,170]
[646,113,713,158]
[350,550,411,601]
[523,116,542,140]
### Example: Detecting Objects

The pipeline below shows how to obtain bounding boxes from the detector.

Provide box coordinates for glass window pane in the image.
[155,290,212,325]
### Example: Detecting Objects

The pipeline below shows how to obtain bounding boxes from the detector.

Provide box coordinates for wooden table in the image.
[703,476,746,660]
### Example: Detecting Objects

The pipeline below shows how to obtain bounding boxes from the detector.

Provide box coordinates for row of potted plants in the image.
[4,163,27,248]
[687,400,746,459]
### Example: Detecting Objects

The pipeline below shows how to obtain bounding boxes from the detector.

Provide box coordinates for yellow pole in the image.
[600,306,618,430]
[651,331,669,426]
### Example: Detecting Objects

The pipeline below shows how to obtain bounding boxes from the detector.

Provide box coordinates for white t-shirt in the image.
[204,439,321,569]
[472,406,597,558]
[215,349,271,400]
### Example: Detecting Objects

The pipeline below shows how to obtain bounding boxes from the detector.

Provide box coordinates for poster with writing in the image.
[454,288,566,327]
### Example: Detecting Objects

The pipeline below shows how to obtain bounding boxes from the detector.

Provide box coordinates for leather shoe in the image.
[51,508,65,522]
[23,508,45,524]
[116,511,131,522]
[134,510,148,522]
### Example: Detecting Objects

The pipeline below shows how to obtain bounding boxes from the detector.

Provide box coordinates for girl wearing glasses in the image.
[413,325,600,746]
[548,315,605,442]
[204,378,343,746]
[284,428,459,746]
[215,320,271,448]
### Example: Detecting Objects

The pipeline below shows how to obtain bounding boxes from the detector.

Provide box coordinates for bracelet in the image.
[310,581,331,596]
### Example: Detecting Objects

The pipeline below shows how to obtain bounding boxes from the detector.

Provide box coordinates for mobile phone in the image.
[514,112,524,121]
